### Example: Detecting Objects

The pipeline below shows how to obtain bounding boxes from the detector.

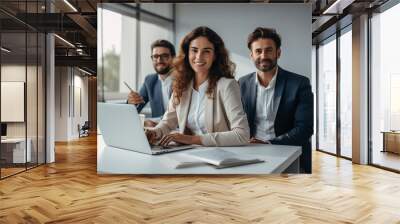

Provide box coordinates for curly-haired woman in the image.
[146,26,249,147]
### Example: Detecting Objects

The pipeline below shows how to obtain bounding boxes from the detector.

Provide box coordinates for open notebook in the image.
[168,148,265,169]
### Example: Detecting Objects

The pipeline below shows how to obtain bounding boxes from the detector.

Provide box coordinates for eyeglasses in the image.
[151,54,171,61]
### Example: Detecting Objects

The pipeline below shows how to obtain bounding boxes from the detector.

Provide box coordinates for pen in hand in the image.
[123,81,134,92]
[125,81,145,104]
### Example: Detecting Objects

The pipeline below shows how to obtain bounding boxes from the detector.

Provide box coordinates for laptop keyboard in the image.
[151,145,171,150]
[151,140,180,150]
[151,144,194,154]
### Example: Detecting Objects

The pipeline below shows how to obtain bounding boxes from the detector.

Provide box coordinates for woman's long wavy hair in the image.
[172,26,236,105]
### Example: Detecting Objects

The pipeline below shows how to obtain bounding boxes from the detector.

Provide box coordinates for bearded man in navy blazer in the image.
[239,27,313,173]
[127,40,175,124]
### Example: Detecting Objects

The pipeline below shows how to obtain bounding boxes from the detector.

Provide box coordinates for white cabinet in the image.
[1,138,32,163]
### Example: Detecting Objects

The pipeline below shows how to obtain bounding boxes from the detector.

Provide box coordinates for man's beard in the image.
[255,58,277,72]
[155,64,171,75]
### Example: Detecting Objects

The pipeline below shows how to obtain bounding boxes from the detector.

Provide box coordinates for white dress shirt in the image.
[159,74,173,111]
[254,68,279,141]
[187,80,209,135]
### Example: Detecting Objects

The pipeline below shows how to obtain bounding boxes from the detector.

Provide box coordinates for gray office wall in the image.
[175,4,311,79]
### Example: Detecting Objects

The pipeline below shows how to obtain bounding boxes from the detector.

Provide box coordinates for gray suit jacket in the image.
[239,67,314,173]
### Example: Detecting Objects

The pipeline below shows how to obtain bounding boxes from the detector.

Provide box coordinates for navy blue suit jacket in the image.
[238,67,314,173]
[136,73,171,118]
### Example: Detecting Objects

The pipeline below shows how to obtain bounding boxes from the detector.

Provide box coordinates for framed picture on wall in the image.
[1,81,25,122]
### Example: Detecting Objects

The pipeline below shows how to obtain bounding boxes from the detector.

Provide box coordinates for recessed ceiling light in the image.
[78,67,92,76]
[54,34,75,48]
[1,47,11,53]
[322,0,354,15]
[63,0,78,12]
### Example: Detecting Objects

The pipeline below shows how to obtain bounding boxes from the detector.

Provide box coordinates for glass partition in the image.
[317,35,337,155]
[0,1,46,179]
[1,30,28,177]
[27,31,38,169]
[38,33,45,165]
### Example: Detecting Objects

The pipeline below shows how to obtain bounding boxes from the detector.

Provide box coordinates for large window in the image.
[317,35,337,155]
[98,7,137,102]
[316,24,353,159]
[370,3,400,171]
[339,27,352,158]
[312,46,317,151]
[97,3,174,103]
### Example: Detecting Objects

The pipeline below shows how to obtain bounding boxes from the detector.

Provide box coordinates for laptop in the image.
[98,103,194,155]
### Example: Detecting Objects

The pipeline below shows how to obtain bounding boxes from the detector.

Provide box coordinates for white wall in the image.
[175,3,312,79]
[55,67,89,141]
[55,67,68,141]
[73,73,89,137]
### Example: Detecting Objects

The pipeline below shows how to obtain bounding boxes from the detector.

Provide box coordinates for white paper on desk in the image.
[182,148,265,168]
[162,154,208,169]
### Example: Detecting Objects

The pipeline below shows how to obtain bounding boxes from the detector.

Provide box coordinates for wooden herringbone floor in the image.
[1,135,400,224]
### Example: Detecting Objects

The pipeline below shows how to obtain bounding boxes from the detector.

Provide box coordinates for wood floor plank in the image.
[0,135,400,223]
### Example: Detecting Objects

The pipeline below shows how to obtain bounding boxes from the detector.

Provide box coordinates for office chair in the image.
[79,121,90,138]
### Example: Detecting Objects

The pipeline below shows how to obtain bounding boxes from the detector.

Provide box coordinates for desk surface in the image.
[1,138,27,143]
[97,134,302,174]
[381,131,400,134]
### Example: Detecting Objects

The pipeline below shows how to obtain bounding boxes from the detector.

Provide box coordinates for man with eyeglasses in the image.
[127,40,176,125]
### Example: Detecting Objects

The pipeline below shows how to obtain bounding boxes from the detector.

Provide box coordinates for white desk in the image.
[1,138,31,163]
[97,135,302,174]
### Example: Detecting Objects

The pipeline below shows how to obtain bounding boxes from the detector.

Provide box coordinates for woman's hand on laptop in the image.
[144,120,158,127]
[145,129,158,145]
[159,133,201,147]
